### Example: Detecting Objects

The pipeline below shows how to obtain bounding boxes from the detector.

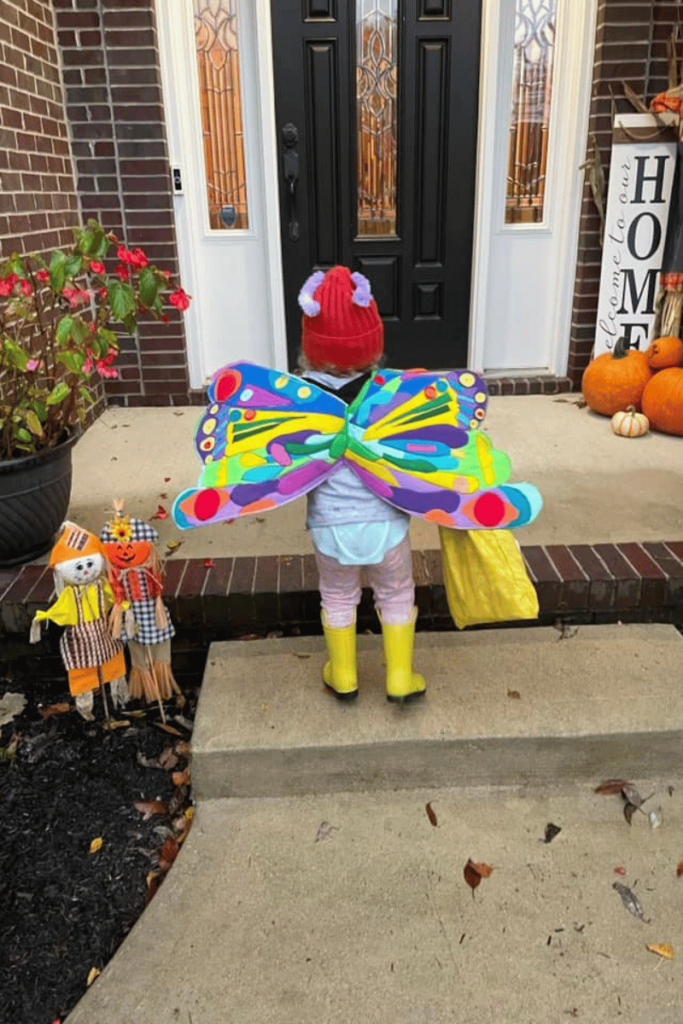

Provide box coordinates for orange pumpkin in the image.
[641,367,683,435]
[582,337,653,416]
[645,335,683,370]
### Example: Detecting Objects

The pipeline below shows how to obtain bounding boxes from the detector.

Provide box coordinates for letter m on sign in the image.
[618,268,658,316]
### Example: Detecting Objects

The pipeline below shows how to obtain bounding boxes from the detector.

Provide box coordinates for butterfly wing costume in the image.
[172,361,542,531]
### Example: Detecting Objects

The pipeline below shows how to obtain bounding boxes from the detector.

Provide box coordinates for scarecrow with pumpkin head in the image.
[100,500,180,707]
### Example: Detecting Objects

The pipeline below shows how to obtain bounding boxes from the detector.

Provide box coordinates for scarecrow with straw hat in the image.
[30,521,128,720]
[100,500,180,717]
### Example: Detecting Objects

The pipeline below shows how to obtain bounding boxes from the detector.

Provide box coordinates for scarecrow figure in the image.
[100,501,180,710]
[30,522,128,720]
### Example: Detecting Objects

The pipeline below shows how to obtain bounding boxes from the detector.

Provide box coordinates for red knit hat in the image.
[298,265,383,371]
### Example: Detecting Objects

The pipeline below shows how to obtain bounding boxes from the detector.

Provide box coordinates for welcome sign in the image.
[594,113,677,357]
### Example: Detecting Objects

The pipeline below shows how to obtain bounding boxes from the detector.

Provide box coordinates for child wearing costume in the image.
[100,502,180,706]
[172,267,542,703]
[30,522,128,720]
[297,266,424,702]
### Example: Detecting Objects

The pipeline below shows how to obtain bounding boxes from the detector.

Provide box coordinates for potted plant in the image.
[0,220,191,567]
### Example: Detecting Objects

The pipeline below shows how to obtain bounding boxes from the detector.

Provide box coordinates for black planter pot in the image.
[0,433,78,567]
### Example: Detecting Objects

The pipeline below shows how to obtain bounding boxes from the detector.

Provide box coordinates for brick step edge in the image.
[2,541,682,639]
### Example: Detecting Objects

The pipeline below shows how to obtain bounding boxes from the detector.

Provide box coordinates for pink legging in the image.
[314,534,415,628]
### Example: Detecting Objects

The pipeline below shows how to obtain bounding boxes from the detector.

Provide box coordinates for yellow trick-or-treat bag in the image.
[438,527,539,630]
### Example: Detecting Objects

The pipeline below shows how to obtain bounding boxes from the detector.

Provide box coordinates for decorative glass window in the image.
[505,0,557,224]
[356,0,398,236]
[194,0,249,230]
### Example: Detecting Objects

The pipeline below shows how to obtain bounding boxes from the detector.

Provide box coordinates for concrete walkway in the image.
[65,624,683,1023]
[66,395,683,559]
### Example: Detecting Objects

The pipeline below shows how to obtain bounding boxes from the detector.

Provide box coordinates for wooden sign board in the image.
[594,113,677,356]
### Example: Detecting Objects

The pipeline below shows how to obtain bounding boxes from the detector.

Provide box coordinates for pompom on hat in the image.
[298,265,383,371]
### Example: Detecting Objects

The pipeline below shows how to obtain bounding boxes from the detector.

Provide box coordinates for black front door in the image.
[271,0,481,371]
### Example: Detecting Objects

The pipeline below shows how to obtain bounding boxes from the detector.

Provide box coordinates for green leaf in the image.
[97,327,117,349]
[107,280,136,322]
[24,410,43,437]
[64,253,84,279]
[2,339,28,371]
[33,400,47,421]
[55,315,74,345]
[46,381,71,405]
[77,230,94,255]
[49,250,67,293]
[9,256,25,276]
[70,318,90,345]
[138,266,158,307]
[78,385,95,406]
[122,312,137,335]
[90,229,109,259]
[57,351,86,374]
[14,426,31,442]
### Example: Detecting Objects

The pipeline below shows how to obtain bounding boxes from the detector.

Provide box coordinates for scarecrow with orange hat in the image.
[30,521,128,719]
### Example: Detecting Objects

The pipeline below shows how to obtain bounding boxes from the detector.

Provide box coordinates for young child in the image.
[172,266,542,705]
[297,266,425,703]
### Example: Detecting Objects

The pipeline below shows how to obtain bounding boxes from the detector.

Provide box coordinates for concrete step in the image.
[192,624,683,799]
[66,780,683,1024]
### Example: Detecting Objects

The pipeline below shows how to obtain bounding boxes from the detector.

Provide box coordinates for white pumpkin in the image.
[611,405,649,438]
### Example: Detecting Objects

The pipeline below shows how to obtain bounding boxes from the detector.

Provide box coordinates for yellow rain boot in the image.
[380,607,426,703]
[321,612,358,700]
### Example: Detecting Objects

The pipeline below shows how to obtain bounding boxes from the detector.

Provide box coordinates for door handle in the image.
[281,122,299,241]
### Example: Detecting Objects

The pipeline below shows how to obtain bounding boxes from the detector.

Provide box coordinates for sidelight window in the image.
[505,0,557,224]
[193,0,249,230]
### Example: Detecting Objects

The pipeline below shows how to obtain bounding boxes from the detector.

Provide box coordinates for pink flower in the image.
[26,358,42,371]
[0,279,13,296]
[62,286,90,308]
[130,247,148,270]
[35,269,50,283]
[82,357,93,373]
[114,264,130,281]
[160,269,172,279]
[169,287,191,311]
[117,245,134,264]
[88,321,96,333]
[98,287,108,301]
[89,260,105,274]
[19,279,32,296]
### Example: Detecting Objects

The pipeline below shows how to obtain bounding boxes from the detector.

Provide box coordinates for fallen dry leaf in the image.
[464,859,493,895]
[542,823,562,844]
[507,689,521,700]
[159,492,168,499]
[595,778,630,795]
[624,802,639,826]
[677,860,683,878]
[204,558,214,568]
[165,540,183,555]
[155,722,183,736]
[101,719,131,730]
[158,746,179,769]
[158,835,180,873]
[86,967,100,987]
[163,476,171,482]
[172,767,191,787]
[621,783,644,808]
[425,802,438,827]
[145,870,161,905]
[613,881,649,922]
[646,942,674,960]
[173,739,191,758]
[314,821,339,843]
[38,702,71,718]
[0,692,26,726]
[614,866,627,876]
[134,800,169,821]
[89,837,103,854]
[150,504,168,520]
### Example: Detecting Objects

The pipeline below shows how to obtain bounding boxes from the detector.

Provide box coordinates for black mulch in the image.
[0,642,199,1024]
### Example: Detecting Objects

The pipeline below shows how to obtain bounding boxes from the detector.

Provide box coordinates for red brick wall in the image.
[0,0,79,260]
[569,0,678,387]
[53,0,191,406]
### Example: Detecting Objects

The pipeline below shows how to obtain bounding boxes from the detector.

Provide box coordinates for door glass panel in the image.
[505,0,557,224]
[194,0,249,230]
[356,0,398,236]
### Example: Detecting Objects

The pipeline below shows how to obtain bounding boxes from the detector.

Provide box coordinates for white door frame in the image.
[156,0,287,386]
[469,0,598,376]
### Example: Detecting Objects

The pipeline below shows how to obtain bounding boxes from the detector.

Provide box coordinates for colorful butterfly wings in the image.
[172,362,542,530]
